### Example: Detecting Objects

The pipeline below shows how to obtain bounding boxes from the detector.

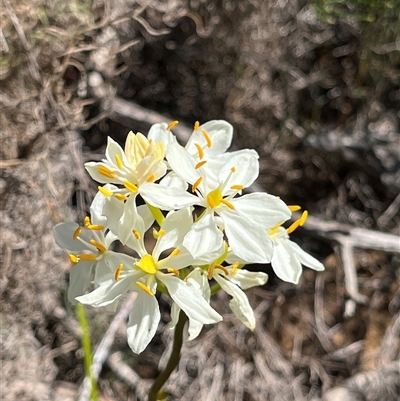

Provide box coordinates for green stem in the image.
[148,311,188,401]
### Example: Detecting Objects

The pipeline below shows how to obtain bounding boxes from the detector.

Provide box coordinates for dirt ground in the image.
[1,1,399,400]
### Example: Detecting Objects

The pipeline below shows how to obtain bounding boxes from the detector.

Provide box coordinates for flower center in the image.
[136,254,158,275]
[207,188,223,208]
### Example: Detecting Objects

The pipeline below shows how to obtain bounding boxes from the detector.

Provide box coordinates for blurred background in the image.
[1,0,399,400]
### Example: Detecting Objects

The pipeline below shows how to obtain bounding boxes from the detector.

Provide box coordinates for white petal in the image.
[118,195,139,245]
[231,193,292,228]
[219,153,259,190]
[183,213,223,258]
[160,273,222,324]
[140,183,199,210]
[271,239,303,284]
[147,122,175,148]
[168,302,181,329]
[67,260,95,304]
[138,204,155,232]
[159,172,188,191]
[288,241,325,271]
[103,196,124,235]
[90,190,108,226]
[105,136,129,168]
[221,211,273,263]
[53,222,94,252]
[127,292,161,354]
[84,162,120,185]
[213,274,256,330]
[224,269,268,290]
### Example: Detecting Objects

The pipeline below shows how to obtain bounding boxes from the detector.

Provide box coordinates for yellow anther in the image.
[167,268,180,276]
[194,121,200,131]
[170,248,181,256]
[78,253,97,261]
[230,184,244,191]
[124,180,138,192]
[115,263,124,281]
[192,176,203,193]
[220,199,235,209]
[286,220,301,235]
[167,120,179,130]
[87,224,105,231]
[289,205,301,212]
[299,210,308,226]
[132,229,141,240]
[115,155,123,169]
[98,186,113,197]
[83,216,91,227]
[207,195,216,209]
[201,130,212,148]
[98,165,117,178]
[194,143,204,159]
[69,254,79,263]
[146,173,156,182]
[89,239,107,253]
[73,226,82,240]
[231,262,239,276]
[195,160,207,169]
[136,281,154,296]
[152,228,166,239]
[114,193,129,201]
[231,166,236,173]
[207,263,215,280]
[215,265,229,275]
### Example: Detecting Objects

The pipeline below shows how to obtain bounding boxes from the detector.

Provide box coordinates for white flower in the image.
[84,133,167,243]
[77,206,222,354]
[140,141,291,263]
[268,211,325,284]
[53,190,122,303]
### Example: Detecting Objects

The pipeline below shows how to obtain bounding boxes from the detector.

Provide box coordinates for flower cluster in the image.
[53,120,324,354]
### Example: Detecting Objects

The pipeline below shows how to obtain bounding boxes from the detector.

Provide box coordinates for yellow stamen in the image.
[132,229,141,240]
[78,253,97,261]
[115,263,124,281]
[73,226,82,240]
[231,262,239,276]
[115,155,123,169]
[167,268,180,276]
[98,165,117,178]
[152,229,166,239]
[194,121,200,131]
[207,263,215,280]
[220,199,235,209]
[115,193,129,201]
[170,248,181,256]
[207,195,216,209]
[167,120,179,130]
[136,281,154,296]
[195,160,207,169]
[299,210,308,226]
[146,173,156,182]
[87,224,105,231]
[201,130,212,148]
[69,254,79,263]
[215,265,229,275]
[98,186,113,197]
[83,216,90,227]
[231,167,236,173]
[230,184,244,190]
[89,239,107,253]
[289,205,301,212]
[286,220,301,235]
[192,176,203,193]
[124,180,138,192]
[194,143,204,159]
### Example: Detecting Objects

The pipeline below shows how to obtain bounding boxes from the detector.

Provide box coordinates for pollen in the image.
[83,216,90,227]
[194,121,200,131]
[207,195,216,209]
[114,263,124,281]
[288,205,301,212]
[98,165,117,178]
[132,229,141,239]
[152,229,166,239]
[170,248,181,256]
[69,254,79,263]
[194,143,204,159]
[231,166,236,173]
[90,239,107,253]
[114,193,128,201]
[136,281,154,296]
[192,176,203,192]
[124,180,138,192]
[220,199,235,209]
[286,220,301,235]
[78,253,97,261]
[299,210,308,226]
[201,130,212,148]
[231,262,239,276]
[195,160,207,169]
[73,226,82,240]
[87,224,105,231]
[167,120,179,130]
[98,186,113,197]
[146,173,156,182]
[167,268,180,276]
[230,184,244,190]
[115,155,123,169]
[207,263,215,280]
